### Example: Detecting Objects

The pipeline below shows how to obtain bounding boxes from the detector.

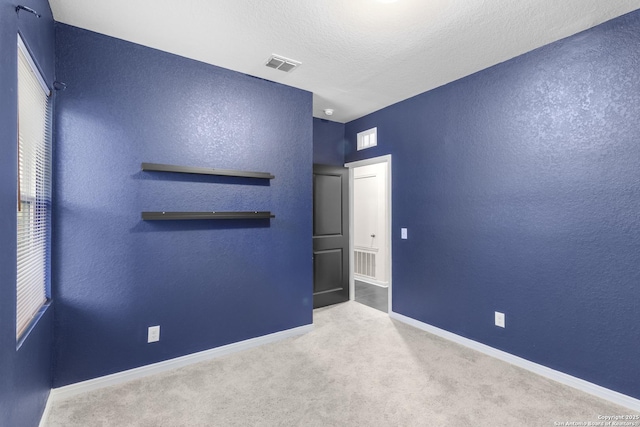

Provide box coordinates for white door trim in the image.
[345,155,392,314]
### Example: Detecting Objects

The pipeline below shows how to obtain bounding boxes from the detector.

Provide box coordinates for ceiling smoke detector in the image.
[265,54,301,73]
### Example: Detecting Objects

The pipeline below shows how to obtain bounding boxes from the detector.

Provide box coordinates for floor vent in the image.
[354,250,376,278]
[265,54,301,73]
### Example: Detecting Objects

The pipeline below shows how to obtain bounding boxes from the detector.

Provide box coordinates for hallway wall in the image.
[313,118,346,166]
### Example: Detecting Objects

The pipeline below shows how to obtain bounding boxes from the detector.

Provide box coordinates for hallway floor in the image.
[354,280,388,312]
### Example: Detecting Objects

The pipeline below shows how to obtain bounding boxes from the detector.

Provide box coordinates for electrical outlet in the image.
[148,325,160,343]
[495,312,505,328]
[401,228,408,239]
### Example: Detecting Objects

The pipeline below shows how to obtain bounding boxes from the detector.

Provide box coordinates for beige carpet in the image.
[45,301,635,426]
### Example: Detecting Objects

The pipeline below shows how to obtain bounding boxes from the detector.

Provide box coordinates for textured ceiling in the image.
[49,0,640,123]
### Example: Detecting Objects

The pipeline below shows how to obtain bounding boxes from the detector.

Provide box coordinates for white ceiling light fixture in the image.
[265,54,301,73]
[323,109,334,116]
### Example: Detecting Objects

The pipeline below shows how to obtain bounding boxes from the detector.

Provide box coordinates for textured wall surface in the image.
[0,0,55,426]
[53,24,313,387]
[345,10,640,399]
[313,118,345,166]
[48,0,640,122]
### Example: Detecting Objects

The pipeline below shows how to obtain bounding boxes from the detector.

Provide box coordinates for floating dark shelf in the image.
[142,211,275,221]
[141,162,274,180]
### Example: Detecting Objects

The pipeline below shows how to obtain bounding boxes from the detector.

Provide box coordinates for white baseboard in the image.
[390,311,640,412]
[38,391,54,427]
[48,323,313,403]
[354,276,388,288]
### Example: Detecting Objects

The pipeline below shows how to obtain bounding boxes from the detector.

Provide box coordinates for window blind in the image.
[16,35,52,339]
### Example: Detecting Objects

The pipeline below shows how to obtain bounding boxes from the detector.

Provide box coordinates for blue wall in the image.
[313,118,345,166]
[345,10,640,399]
[0,0,54,426]
[53,24,313,387]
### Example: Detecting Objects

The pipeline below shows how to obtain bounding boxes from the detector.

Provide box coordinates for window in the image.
[16,35,52,340]
[357,127,377,151]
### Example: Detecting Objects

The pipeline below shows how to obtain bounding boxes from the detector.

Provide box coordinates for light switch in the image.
[495,312,505,328]
[401,228,408,239]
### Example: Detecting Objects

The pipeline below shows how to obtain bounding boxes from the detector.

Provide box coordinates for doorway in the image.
[346,155,392,313]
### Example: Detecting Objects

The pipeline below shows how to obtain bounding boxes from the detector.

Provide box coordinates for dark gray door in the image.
[313,164,349,308]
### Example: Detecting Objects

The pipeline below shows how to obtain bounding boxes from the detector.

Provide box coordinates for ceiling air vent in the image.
[265,54,301,73]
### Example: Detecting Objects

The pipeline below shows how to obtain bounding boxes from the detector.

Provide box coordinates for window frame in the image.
[16,33,53,344]
[357,127,378,151]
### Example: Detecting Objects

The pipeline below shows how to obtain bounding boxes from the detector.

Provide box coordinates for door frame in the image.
[345,155,392,314]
